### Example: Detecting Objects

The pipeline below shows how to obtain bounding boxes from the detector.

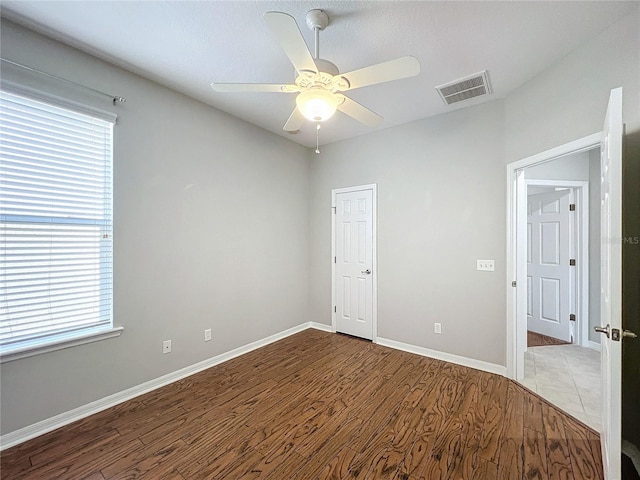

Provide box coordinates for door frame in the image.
[506,133,601,380]
[525,179,590,348]
[331,184,378,341]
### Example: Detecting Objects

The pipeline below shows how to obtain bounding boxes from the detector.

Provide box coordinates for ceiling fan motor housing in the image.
[313,59,339,76]
[306,9,329,31]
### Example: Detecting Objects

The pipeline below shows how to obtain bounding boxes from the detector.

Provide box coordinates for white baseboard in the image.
[588,340,601,352]
[309,322,333,332]
[1,322,316,451]
[376,337,507,376]
[2,323,503,450]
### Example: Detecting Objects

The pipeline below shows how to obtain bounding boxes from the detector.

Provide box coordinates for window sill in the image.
[0,327,124,363]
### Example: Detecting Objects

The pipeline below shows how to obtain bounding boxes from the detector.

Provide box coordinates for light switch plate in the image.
[477,259,495,271]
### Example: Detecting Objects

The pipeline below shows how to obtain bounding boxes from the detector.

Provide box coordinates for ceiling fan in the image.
[210,9,420,134]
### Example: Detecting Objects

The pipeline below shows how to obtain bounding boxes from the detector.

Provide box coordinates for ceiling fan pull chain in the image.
[315,122,321,154]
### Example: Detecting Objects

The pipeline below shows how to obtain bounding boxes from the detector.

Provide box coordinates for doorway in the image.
[507,136,602,381]
[331,184,377,341]
[517,153,602,431]
[507,88,625,479]
[507,140,603,430]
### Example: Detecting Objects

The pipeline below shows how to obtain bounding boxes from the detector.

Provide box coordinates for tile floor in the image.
[520,344,601,431]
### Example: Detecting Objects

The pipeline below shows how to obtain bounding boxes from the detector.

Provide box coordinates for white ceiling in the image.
[1,1,636,148]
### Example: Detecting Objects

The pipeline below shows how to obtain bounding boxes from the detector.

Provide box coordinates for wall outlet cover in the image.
[477,259,495,271]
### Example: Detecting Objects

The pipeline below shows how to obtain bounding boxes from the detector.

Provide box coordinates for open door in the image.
[595,87,623,479]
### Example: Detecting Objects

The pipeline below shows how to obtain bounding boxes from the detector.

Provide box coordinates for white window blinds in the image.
[0,89,114,354]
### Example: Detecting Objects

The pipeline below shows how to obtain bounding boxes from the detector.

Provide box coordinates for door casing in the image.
[506,133,601,380]
[331,184,377,341]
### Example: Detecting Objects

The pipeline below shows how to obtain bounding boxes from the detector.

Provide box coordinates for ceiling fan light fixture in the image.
[296,89,339,122]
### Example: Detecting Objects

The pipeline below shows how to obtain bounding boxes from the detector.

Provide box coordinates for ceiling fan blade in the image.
[264,12,317,74]
[210,83,293,93]
[283,108,305,132]
[337,96,383,127]
[339,56,420,91]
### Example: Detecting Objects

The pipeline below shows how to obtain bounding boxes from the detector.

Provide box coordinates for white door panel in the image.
[599,87,623,480]
[334,188,374,340]
[527,190,572,342]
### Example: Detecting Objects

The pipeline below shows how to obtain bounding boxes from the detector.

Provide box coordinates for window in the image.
[0,88,117,360]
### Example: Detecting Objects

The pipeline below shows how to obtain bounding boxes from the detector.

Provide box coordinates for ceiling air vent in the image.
[436,70,491,105]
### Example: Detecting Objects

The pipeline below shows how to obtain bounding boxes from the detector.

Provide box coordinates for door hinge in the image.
[334,256,336,263]
[570,314,576,321]
[569,204,576,211]
[569,259,576,266]
[334,306,336,313]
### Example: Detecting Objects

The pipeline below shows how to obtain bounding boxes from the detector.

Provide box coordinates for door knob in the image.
[594,325,637,341]
[594,324,610,338]
[361,269,371,275]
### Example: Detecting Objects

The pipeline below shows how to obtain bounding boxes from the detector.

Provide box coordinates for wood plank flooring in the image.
[1,329,603,480]
[527,331,570,347]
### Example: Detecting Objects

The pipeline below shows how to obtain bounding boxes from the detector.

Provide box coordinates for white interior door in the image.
[334,188,374,340]
[598,87,623,479]
[527,189,573,342]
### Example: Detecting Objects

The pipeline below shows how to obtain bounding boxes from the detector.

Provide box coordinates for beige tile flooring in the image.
[520,344,601,431]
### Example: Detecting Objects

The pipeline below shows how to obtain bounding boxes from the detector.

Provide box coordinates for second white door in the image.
[334,188,374,340]
[527,189,573,342]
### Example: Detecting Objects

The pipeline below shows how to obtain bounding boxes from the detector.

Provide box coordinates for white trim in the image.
[1,324,510,450]
[0,327,124,364]
[508,133,601,171]
[376,337,507,376]
[309,322,333,332]
[331,184,378,342]
[0,322,318,450]
[589,340,602,352]
[506,133,601,380]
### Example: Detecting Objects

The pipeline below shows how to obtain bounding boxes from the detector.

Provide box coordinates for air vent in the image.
[436,70,492,105]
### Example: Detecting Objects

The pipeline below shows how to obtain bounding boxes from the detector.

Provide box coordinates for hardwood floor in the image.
[527,330,571,348]
[1,329,603,480]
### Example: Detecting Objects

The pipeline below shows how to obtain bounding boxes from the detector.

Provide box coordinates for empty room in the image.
[1,1,639,479]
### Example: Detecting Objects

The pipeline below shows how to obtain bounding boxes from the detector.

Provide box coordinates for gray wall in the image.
[0,19,311,435]
[309,101,507,366]
[505,10,639,163]
[1,6,638,439]
[526,151,590,181]
[308,9,638,370]
[505,8,639,347]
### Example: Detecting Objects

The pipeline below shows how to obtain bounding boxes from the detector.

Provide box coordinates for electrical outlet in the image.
[434,323,442,334]
[163,340,172,354]
[204,329,212,342]
[477,259,495,271]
